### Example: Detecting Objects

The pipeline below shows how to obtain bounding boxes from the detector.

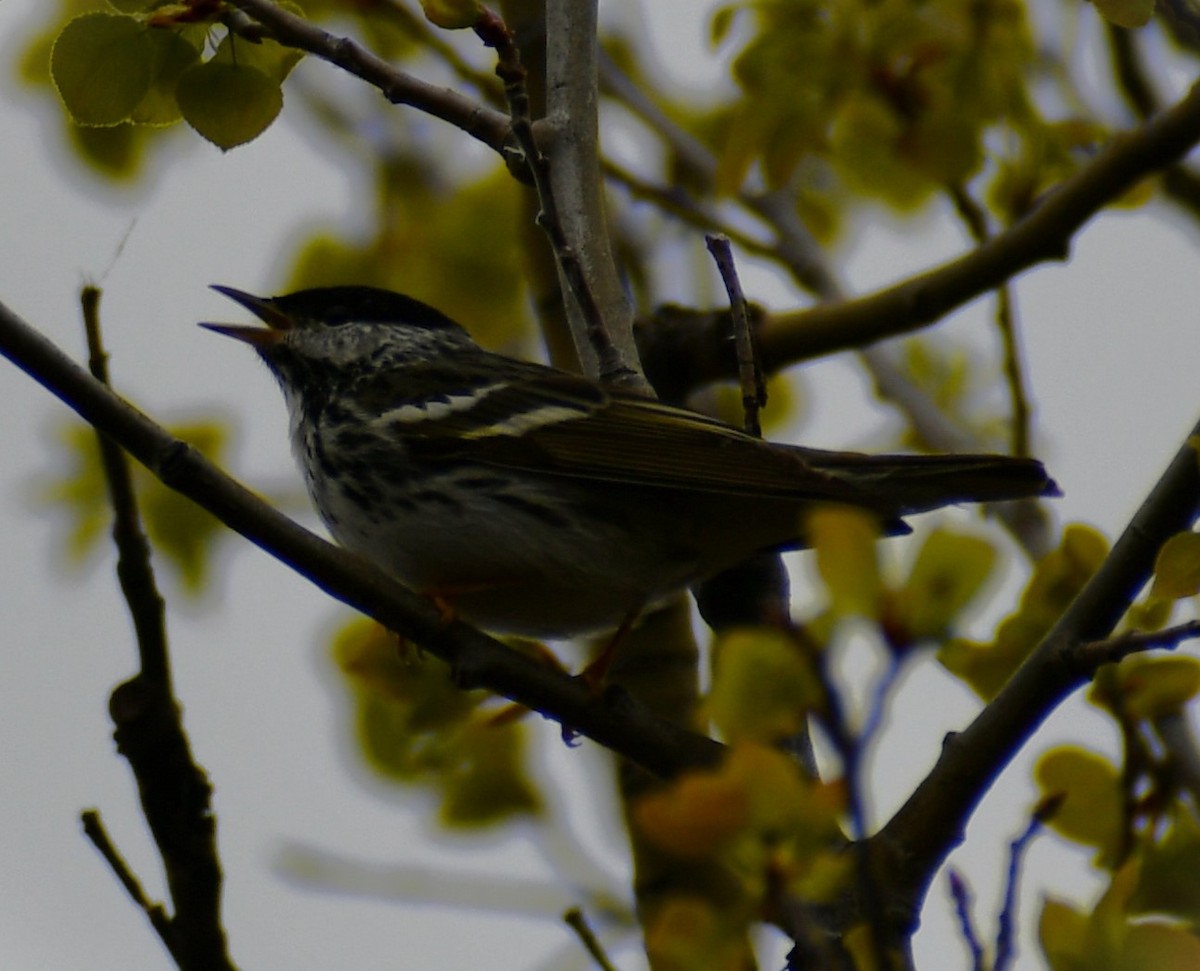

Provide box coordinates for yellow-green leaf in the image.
[1115,655,1200,720]
[41,419,229,592]
[1131,812,1200,924]
[51,13,154,126]
[1039,897,1090,971]
[1093,0,1156,29]
[894,528,997,643]
[939,524,1108,699]
[707,628,821,744]
[1035,747,1124,868]
[644,897,754,971]
[808,505,882,619]
[438,721,541,827]
[419,0,483,29]
[210,27,304,84]
[129,29,201,126]
[176,60,281,150]
[1149,532,1200,602]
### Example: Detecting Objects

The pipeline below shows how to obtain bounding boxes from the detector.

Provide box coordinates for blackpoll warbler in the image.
[203,285,1058,638]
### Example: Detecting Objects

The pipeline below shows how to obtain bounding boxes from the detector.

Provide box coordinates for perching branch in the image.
[0,298,721,780]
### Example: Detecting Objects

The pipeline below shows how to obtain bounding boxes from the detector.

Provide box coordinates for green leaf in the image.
[1131,812,1200,924]
[418,0,483,30]
[1035,747,1124,868]
[1092,0,1156,29]
[707,628,822,744]
[893,528,997,643]
[51,13,154,126]
[939,524,1108,699]
[1149,531,1200,601]
[709,5,740,46]
[176,59,282,150]
[129,29,202,126]
[41,419,230,592]
[210,26,304,84]
[1114,655,1200,720]
[808,505,882,619]
[332,617,541,826]
[438,722,541,827]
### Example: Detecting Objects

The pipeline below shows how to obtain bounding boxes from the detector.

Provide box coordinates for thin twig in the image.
[794,626,890,971]
[948,183,1032,458]
[563,908,619,971]
[1154,711,1200,809]
[81,809,179,961]
[946,869,986,971]
[993,797,1058,971]
[1074,619,1200,669]
[223,0,511,153]
[704,235,765,437]
[603,158,778,261]
[81,286,171,687]
[78,288,236,971]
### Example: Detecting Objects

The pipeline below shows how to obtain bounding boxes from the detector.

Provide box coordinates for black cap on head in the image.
[269,286,466,333]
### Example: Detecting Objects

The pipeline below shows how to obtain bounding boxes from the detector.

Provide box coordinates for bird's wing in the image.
[351,358,875,505]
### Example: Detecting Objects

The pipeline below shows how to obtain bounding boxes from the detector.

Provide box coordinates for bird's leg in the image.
[579,608,642,692]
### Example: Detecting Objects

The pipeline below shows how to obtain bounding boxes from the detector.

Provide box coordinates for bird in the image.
[201,284,1058,639]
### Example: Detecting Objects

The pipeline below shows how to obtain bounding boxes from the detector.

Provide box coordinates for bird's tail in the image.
[796,448,1060,516]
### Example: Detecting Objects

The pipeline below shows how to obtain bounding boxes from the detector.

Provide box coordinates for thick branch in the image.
[0,299,721,779]
[874,417,1200,927]
[630,77,1200,384]
[224,0,511,153]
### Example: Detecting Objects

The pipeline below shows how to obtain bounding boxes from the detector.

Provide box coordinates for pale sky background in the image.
[1,2,1199,970]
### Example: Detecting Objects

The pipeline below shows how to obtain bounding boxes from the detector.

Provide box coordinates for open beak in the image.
[199,285,295,347]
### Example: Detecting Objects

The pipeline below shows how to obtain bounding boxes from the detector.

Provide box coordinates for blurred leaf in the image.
[707,628,822,744]
[51,13,154,126]
[332,617,540,826]
[633,743,842,860]
[1149,531,1200,602]
[939,524,1108,699]
[892,528,997,644]
[418,0,483,30]
[709,5,741,47]
[1040,897,1090,971]
[1093,0,1156,29]
[176,59,282,150]
[41,418,230,593]
[1130,811,1200,924]
[1035,746,1124,868]
[1109,655,1200,721]
[1041,861,1200,971]
[808,505,882,619]
[438,720,541,827]
[643,896,754,971]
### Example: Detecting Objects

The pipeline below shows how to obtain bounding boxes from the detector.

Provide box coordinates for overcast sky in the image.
[2,2,1198,969]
